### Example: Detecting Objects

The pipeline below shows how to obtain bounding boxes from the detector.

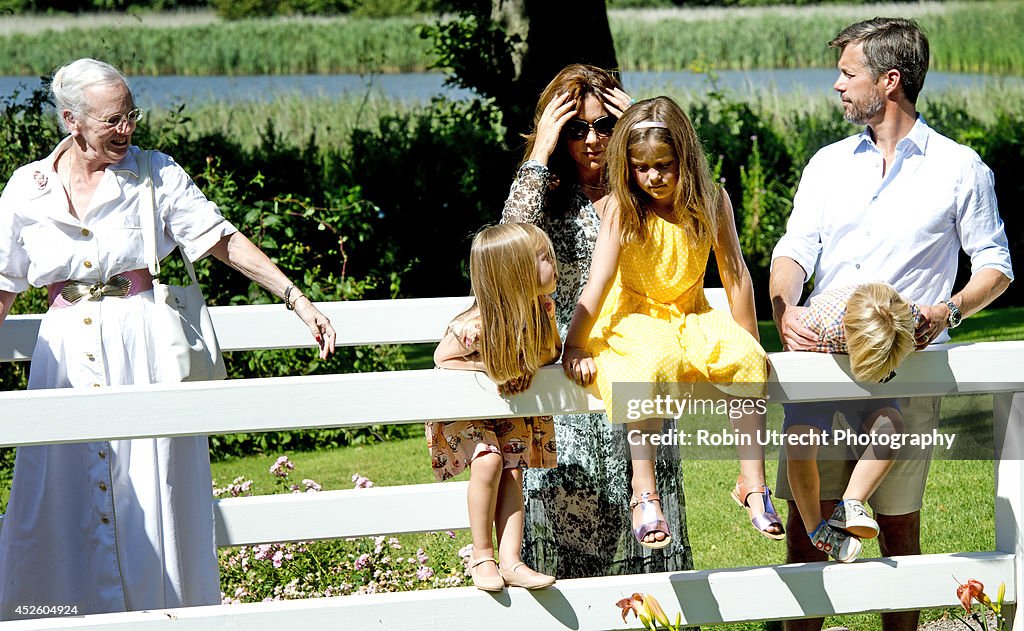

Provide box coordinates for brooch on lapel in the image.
[32,171,48,190]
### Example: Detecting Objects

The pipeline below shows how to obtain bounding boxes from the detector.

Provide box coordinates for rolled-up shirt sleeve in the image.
[152,152,237,263]
[956,154,1014,281]
[771,156,824,281]
[0,174,31,293]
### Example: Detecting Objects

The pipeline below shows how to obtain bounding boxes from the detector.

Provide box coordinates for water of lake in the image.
[2,69,1020,108]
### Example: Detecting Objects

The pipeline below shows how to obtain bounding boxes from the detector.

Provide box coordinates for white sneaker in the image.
[828,499,879,539]
[809,521,862,563]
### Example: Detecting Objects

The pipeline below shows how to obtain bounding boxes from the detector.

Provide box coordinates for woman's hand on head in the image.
[562,347,597,386]
[600,87,634,118]
[528,92,576,165]
[294,298,336,359]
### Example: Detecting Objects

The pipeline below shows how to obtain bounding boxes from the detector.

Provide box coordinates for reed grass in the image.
[0,1,1020,76]
[612,1,1024,74]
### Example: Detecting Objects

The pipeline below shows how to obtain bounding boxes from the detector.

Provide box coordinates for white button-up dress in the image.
[0,139,237,618]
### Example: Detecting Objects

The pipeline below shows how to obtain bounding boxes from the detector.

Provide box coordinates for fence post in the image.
[995,391,1024,631]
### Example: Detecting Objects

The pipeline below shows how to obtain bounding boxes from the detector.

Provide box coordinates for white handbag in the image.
[138,150,227,382]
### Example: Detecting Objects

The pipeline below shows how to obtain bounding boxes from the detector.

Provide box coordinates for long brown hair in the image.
[469,223,559,385]
[521,64,623,199]
[606,96,718,246]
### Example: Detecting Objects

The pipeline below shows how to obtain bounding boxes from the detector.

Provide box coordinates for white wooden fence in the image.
[0,293,1020,630]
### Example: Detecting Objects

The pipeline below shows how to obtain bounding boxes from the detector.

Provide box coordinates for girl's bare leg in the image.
[494,468,549,578]
[467,451,503,581]
[733,404,783,536]
[628,417,668,544]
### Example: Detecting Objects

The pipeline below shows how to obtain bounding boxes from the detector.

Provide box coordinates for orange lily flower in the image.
[957,579,985,613]
[616,592,645,624]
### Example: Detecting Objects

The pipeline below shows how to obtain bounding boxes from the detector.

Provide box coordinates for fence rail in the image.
[0,296,1020,630]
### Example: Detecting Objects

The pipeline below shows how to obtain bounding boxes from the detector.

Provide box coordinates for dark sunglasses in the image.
[879,370,897,384]
[563,116,616,141]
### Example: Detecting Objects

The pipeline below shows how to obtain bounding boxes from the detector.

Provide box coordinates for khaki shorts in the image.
[775,396,940,516]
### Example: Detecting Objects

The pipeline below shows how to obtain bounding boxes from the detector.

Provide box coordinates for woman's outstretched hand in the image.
[562,347,597,387]
[600,87,634,118]
[528,92,577,164]
[294,299,337,359]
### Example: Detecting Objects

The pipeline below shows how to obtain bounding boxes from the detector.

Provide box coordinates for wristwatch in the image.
[945,299,963,329]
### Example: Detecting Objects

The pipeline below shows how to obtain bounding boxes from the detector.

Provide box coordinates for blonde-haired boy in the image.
[784,283,922,563]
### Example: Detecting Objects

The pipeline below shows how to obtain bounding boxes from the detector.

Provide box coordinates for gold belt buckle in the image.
[60,274,133,304]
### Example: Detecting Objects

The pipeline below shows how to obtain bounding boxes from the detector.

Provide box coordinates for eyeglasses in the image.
[563,116,616,141]
[83,108,144,130]
[879,370,897,384]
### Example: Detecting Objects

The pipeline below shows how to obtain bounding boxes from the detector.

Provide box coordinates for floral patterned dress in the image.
[502,160,693,578]
[425,301,558,481]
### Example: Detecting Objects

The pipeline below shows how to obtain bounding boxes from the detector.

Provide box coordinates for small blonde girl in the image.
[784,282,920,563]
[563,96,781,547]
[426,223,560,591]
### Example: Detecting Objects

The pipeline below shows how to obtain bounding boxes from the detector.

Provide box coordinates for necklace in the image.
[580,181,607,193]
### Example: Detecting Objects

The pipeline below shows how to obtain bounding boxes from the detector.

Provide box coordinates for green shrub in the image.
[346,97,513,297]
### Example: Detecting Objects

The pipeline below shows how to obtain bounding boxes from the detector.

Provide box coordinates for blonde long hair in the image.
[844,283,917,382]
[606,96,718,246]
[469,223,559,385]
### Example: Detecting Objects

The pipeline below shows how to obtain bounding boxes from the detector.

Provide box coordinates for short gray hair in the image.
[830,18,929,104]
[50,58,132,133]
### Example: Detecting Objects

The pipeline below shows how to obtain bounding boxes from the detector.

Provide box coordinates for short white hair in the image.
[51,58,132,133]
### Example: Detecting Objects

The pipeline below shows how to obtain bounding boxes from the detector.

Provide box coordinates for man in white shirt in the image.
[769,17,1013,631]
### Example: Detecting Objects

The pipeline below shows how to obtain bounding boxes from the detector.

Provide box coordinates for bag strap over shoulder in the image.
[137,149,201,286]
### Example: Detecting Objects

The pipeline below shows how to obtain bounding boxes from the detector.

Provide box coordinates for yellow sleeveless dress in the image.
[586,214,767,423]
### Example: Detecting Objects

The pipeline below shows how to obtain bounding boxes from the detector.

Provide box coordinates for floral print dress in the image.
[502,160,694,578]
[425,300,558,481]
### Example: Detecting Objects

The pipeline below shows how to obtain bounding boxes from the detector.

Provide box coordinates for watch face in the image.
[946,301,962,327]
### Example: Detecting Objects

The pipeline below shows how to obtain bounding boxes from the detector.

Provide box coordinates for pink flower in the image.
[354,553,370,570]
[416,566,435,581]
[351,473,374,489]
[303,479,322,492]
[269,456,294,478]
[272,550,284,568]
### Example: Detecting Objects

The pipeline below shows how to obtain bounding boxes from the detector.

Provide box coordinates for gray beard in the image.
[844,92,885,125]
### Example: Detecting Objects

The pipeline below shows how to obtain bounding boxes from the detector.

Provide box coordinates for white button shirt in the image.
[772,116,1013,326]
[0,138,234,292]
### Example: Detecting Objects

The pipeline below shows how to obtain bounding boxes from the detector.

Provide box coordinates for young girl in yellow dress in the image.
[563,96,783,548]
[427,223,560,591]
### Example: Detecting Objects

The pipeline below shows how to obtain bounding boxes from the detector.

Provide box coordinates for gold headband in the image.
[632,121,669,130]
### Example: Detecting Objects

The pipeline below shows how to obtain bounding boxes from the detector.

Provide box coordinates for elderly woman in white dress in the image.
[0,58,336,619]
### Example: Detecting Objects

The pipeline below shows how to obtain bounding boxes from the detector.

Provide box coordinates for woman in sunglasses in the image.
[0,58,336,619]
[502,64,693,578]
